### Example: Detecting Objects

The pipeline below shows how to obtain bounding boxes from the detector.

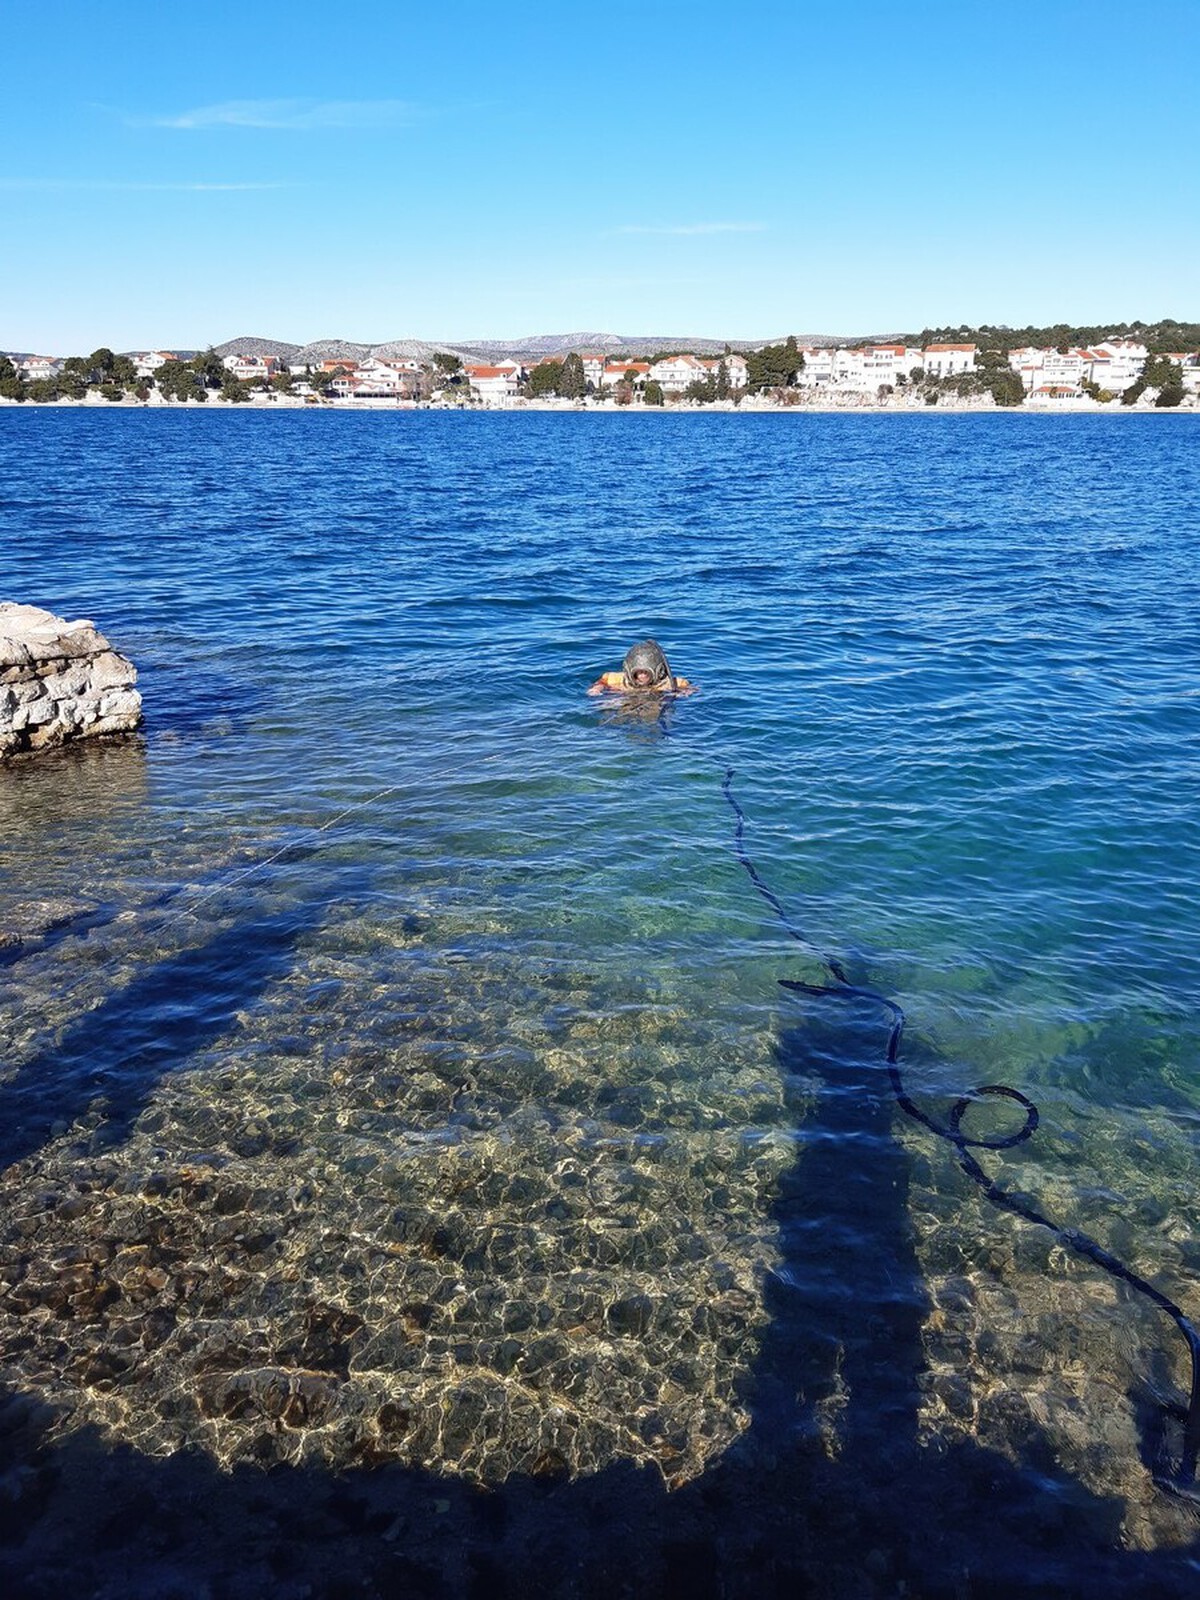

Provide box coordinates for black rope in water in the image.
[721,767,1200,1498]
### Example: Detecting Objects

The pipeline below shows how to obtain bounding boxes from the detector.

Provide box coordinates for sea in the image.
[2,407,1200,1596]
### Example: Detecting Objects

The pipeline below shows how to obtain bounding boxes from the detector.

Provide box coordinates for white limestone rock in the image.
[0,603,142,758]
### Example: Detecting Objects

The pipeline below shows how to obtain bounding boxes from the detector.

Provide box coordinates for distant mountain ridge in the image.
[213,329,858,365]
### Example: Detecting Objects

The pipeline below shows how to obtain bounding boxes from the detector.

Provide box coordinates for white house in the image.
[352,357,422,396]
[1006,348,1082,392]
[797,348,836,386]
[647,354,709,392]
[697,354,749,388]
[1027,382,1086,405]
[793,346,918,390]
[1040,350,1087,388]
[1092,339,1148,392]
[850,345,922,389]
[1007,339,1149,395]
[572,353,608,388]
[132,351,177,379]
[601,360,651,388]
[222,354,278,383]
[922,343,977,377]
[463,364,521,404]
[17,356,62,381]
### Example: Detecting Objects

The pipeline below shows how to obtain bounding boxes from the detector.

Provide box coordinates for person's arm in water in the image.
[587,671,695,696]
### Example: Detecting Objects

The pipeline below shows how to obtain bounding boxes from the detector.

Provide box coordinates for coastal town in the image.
[2,330,1199,410]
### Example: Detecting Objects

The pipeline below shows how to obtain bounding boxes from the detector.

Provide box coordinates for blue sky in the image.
[4,0,1197,351]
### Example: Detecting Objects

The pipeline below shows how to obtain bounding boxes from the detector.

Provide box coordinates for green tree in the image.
[1155,379,1185,407]
[1121,355,1178,407]
[526,359,564,398]
[745,336,800,392]
[87,347,116,380]
[984,368,1025,407]
[559,352,587,399]
[1143,355,1177,387]
[220,374,253,403]
[57,367,88,400]
[715,360,731,400]
[433,351,462,373]
[643,380,665,407]
[111,355,137,387]
[0,357,27,400]
[27,378,61,403]
[155,362,206,403]
[99,382,124,402]
[192,348,226,389]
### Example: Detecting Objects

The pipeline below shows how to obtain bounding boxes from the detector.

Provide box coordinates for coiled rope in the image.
[721,767,1200,1497]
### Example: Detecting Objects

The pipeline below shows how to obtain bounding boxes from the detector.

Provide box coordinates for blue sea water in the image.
[2,408,1200,1590]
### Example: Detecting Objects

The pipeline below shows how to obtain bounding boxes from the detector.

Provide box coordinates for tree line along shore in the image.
[3,319,1199,410]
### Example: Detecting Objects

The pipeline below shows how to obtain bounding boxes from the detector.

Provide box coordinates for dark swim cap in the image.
[622,639,674,688]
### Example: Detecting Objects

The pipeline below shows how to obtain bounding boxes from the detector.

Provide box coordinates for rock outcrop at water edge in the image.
[0,602,142,758]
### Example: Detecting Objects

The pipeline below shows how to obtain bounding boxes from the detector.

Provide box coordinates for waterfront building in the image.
[463,364,522,404]
[221,354,279,382]
[921,343,977,378]
[696,354,749,387]
[17,356,63,381]
[647,353,710,392]
[797,347,836,386]
[132,351,178,379]
[1007,340,1149,394]
[600,360,650,388]
[1092,339,1150,391]
[795,345,921,391]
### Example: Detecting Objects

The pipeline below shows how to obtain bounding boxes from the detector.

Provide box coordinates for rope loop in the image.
[947,1085,1039,1150]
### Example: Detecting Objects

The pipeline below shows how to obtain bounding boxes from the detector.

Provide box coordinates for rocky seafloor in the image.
[2,821,1200,1595]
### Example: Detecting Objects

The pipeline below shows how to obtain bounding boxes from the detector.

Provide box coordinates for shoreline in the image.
[0,395,1195,417]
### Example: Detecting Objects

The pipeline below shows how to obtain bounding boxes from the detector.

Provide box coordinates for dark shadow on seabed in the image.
[0,856,360,1170]
[3,980,1200,1598]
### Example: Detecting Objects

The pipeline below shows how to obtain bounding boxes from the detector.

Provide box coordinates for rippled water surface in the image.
[3,409,1200,1589]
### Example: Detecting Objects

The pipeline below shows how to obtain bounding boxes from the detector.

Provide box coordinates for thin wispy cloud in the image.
[144,98,418,131]
[612,222,766,237]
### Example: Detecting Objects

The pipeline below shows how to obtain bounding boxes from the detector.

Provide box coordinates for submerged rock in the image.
[0,602,141,757]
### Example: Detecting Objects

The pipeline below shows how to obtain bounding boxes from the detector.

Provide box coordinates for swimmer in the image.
[587,639,695,696]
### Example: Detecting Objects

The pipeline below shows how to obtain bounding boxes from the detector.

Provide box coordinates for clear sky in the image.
[4,0,1197,352]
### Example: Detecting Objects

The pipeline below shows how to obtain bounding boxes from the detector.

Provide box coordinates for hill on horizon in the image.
[213,329,857,364]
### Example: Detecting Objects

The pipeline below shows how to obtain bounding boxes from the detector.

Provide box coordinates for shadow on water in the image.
[3,980,1200,1597]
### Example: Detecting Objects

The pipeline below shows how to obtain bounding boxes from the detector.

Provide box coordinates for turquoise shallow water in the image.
[2,409,1200,1586]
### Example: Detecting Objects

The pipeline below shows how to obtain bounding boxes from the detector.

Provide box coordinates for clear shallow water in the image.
[3,410,1200,1584]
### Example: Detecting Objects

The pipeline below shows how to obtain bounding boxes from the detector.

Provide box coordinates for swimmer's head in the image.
[622,639,674,689]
